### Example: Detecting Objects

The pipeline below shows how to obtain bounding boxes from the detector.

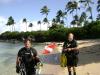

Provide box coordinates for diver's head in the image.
[24,39,32,48]
[68,33,74,41]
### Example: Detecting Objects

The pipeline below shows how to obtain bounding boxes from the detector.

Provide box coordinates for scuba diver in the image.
[63,33,79,75]
[16,39,41,75]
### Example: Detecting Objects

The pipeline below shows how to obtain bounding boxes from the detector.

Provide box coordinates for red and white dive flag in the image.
[42,42,57,54]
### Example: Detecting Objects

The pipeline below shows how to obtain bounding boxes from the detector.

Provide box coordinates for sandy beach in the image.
[39,39,100,75]
[0,39,100,75]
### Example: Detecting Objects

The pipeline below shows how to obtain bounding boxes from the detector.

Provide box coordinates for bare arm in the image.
[16,56,21,65]
[67,40,78,51]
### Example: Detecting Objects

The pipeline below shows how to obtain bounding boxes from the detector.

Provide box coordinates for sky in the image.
[0,0,67,21]
[0,0,98,33]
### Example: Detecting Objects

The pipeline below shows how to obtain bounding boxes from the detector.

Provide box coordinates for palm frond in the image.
[70,9,74,14]
[88,16,92,19]
[86,6,92,12]
[97,0,100,4]
[97,8,100,12]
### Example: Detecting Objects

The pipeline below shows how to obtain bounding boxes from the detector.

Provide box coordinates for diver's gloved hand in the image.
[16,65,20,73]
[35,62,43,69]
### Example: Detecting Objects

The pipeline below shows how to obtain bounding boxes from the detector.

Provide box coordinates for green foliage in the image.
[48,26,67,41]
[1,21,100,42]
[83,21,100,38]
[49,24,64,30]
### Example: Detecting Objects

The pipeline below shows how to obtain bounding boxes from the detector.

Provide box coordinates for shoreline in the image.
[0,39,100,75]
[0,38,100,43]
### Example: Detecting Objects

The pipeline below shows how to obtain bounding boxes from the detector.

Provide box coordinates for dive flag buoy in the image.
[42,42,57,54]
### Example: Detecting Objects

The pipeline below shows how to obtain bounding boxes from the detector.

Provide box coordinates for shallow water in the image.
[0,42,44,75]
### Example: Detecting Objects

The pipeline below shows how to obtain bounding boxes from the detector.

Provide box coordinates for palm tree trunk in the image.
[26,22,27,32]
[13,24,15,31]
[90,9,93,22]
[40,24,41,31]
[47,22,49,30]
[12,25,13,32]
[9,26,11,32]
[46,14,49,30]
[87,2,93,22]
[31,27,32,32]
[72,12,74,27]
[65,17,68,27]
[76,8,78,27]
[46,14,47,19]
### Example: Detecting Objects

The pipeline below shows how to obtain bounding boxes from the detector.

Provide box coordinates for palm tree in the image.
[43,17,49,29]
[52,18,57,24]
[60,20,65,25]
[40,5,50,18]
[23,18,27,32]
[51,18,57,29]
[37,21,42,31]
[55,16,61,23]
[97,0,100,12]
[43,18,49,24]
[56,10,67,25]
[29,23,33,31]
[71,12,87,27]
[65,1,79,27]
[79,0,94,21]
[97,14,100,20]
[6,16,15,32]
[65,1,79,15]
[74,15,79,22]
[79,12,87,26]
[40,6,50,30]
[97,0,100,20]
[71,15,79,27]
[71,20,76,27]
[56,10,65,20]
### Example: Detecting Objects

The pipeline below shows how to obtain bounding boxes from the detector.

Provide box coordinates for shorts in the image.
[26,68,36,75]
[66,53,78,67]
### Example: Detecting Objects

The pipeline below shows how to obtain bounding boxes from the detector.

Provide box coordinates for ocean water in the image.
[0,42,44,75]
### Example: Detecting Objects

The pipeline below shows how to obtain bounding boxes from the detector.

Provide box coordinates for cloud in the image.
[0,16,8,34]
[19,20,49,32]
[0,16,7,22]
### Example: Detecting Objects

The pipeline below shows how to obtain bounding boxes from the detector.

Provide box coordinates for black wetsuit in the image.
[63,39,79,67]
[18,47,38,75]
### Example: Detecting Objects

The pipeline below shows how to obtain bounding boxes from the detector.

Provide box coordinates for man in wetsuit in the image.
[16,39,40,75]
[63,33,79,75]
